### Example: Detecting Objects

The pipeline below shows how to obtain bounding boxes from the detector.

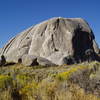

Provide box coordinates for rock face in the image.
[0,17,99,65]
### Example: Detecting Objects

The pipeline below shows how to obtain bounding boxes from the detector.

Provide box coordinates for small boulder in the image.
[37,57,56,66]
[22,54,38,66]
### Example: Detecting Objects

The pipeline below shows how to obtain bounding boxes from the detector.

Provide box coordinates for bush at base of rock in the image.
[0,55,6,66]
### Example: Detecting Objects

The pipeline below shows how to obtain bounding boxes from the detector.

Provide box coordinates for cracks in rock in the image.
[2,36,17,54]
[18,27,33,55]
[49,18,60,52]
[53,18,60,31]
[51,34,59,52]
[2,27,33,56]
[19,27,33,47]
[40,25,47,36]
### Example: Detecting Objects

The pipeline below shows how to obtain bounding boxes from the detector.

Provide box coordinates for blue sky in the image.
[0,0,100,48]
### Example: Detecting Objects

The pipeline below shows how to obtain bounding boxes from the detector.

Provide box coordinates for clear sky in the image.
[0,0,100,48]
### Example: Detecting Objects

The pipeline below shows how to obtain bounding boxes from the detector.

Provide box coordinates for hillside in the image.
[0,61,100,100]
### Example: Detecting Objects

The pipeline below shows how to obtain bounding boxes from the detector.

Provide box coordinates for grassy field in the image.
[0,62,100,100]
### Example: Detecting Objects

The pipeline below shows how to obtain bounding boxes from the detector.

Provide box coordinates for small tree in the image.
[0,55,6,66]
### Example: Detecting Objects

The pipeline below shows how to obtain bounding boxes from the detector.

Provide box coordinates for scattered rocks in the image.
[21,55,56,67]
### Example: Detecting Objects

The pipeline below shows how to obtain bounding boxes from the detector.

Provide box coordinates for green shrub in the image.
[56,66,87,81]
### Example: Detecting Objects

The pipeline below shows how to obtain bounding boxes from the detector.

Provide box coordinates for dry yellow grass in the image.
[0,62,100,100]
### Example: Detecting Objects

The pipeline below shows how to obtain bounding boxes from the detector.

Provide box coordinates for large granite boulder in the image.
[0,17,99,65]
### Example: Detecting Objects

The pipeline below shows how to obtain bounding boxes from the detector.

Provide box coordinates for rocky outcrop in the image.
[0,17,99,65]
